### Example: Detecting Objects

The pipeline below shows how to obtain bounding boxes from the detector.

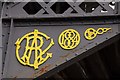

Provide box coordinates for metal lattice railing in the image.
[2,0,120,19]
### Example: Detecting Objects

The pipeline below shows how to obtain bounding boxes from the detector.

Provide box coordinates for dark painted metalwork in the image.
[2,1,120,19]
[0,1,3,79]
[1,0,120,79]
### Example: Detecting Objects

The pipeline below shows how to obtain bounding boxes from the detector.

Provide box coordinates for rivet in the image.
[6,6,9,9]
[75,53,78,56]
[66,58,69,61]
[116,32,118,34]
[5,14,8,16]
[55,64,58,67]
[5,52,7,54]
[2,34,5,37]
[106,37,108,39]
[45,70,48,72]
[73,6,75,7]
[95,43,98,45]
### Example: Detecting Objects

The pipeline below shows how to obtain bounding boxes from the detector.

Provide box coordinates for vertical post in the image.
[0,1,2,79]
[0,21,2,79]
[119,2,120,15]
[118,2,120,34]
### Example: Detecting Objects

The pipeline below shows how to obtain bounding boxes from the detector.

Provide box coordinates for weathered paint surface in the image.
[3,24,119,78]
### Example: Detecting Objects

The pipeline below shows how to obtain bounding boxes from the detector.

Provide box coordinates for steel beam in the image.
[0,1,2,79]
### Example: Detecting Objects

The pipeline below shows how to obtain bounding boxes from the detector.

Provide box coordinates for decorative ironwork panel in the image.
[2,20,119,78]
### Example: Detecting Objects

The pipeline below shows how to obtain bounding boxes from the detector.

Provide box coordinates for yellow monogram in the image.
[84,28,111,40]
[15,29,54,69]
[58,29,80,49]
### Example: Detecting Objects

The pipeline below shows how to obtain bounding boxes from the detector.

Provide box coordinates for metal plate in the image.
[3,24,119,78]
